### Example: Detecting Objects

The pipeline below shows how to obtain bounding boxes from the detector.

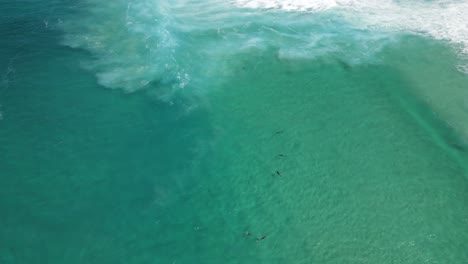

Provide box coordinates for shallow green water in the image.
[0,0,467,263]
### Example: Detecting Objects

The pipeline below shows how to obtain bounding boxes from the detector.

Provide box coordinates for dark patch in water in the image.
[450,142,465,152]
[337,59,352,71]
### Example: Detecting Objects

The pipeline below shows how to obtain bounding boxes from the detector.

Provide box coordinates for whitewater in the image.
[62,0,468,91]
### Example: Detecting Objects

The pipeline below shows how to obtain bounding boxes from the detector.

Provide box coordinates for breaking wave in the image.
[61,0,468,96]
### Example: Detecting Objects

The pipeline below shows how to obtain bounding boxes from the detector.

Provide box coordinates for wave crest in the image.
[62,0,468,97]
[233,0,468,69]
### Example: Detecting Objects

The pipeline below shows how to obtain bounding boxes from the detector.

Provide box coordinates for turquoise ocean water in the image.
[1,0,467,263]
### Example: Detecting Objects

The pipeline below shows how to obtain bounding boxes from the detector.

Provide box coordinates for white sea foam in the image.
[233,0,339,11]
[62,0,187,94]
[62,0,468,98]
[232,0,468,68]
[346,1,468,54]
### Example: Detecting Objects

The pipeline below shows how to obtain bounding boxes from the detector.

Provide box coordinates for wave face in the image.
[61,0,468,97]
